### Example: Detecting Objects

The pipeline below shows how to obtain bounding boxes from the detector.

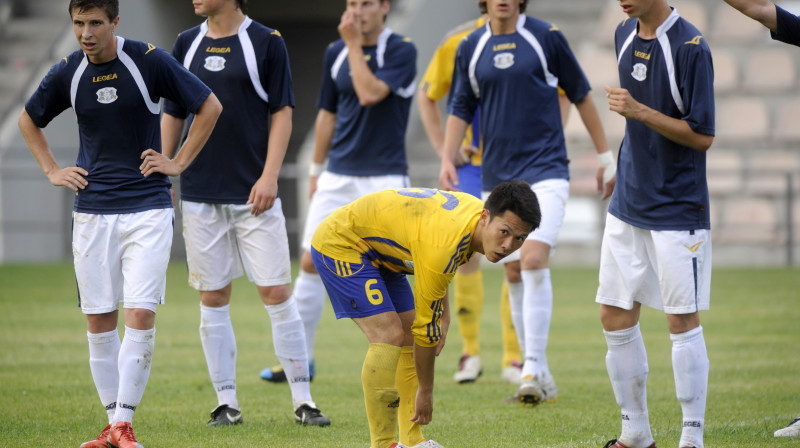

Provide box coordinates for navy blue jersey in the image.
[164,17,295,203]
[316,28,416,176]
[25,37,211,214]
[772,5,800,46]
[608,9,714,231]
[447,15,590,191]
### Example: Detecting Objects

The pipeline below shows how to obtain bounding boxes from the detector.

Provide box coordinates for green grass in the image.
[0,263,798,447]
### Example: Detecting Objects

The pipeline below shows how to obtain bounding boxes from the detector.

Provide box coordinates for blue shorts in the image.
[311,246,415,319]
[457,163,481,198]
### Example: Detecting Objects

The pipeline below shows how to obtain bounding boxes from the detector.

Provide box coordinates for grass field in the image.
[0,262,798,447]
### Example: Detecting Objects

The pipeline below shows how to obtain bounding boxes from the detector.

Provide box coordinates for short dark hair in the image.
[235,0,248,13]
[484,181,541,230]
[68,0,118,21]
[478,0,527,14]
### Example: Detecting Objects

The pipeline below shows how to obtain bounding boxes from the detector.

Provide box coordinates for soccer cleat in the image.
[408,440,445,448]
[500,361,522,385]
[775,417,800,437]
[260,359,315,383]
[516,374,558,406]
[206,404,243,427]
[80,424,112,448]
[294,402,331,426]
[602,439,656,448]
[107,422,145,448]
[389,444,408,448]
[453,354,482,383]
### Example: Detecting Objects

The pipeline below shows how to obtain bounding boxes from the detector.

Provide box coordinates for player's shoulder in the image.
[122,37,169,60]
[245,19,286,42]
[175,23,204,44]
[616,16,638,36]
[671,17,710,51]
[388,31,416,51]
[522,15,555,32]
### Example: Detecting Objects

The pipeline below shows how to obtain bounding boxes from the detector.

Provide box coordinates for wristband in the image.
[597,151,616,184]
[309,162,325,177]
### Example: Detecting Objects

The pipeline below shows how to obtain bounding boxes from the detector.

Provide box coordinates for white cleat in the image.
[775,417,800,437]
[516,374,558,406]
[500,362,522,385]
[453,354,482,384]
[408,440,445,448]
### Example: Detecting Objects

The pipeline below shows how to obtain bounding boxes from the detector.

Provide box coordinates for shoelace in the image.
[116,424,137,442]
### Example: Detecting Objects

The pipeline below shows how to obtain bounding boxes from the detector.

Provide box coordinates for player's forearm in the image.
[442,115,469,166]
[18,109,59,176]
[172,93,222,172]
[262,106,292,181]
[160,113,185,160]
[575,95,610,154]
[347,45,391,106]
[418,94,445,158]
[312,109,336,164]
[638,106,714,152]
[413,343,437,394]
[724,0,778,31]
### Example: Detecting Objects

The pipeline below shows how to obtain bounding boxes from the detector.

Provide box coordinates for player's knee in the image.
[258,284,291,305]
[300,250,317,273]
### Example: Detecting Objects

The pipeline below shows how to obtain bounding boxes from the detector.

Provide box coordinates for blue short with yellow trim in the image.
[311,246,414,319]
[457,162,481,198]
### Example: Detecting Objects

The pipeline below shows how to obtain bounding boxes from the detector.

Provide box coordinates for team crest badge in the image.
[631,62,647,81]
[204,56,226,72]
[96,87,118,104]
[404,260,415,272]
[493,52,514,69]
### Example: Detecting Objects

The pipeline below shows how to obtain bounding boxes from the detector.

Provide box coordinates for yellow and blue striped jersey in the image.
[311,188,483,347]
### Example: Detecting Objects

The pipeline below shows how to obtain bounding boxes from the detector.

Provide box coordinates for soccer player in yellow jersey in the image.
[311,181,540,448]
[418,14,574,386]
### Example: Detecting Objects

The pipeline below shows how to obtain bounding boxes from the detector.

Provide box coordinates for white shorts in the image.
[73,208,173,314]
[595,213,712,314]
[483,178,569,263]
[181,200,292,291]
[301,171,410,250]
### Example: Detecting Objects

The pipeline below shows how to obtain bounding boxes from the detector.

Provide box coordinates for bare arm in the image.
[417,93,445,158]
[724,0,778,32]
[438,115,470,190]
[339,10,391,106]
[247,105,292,216]
[411,296,449,426]
[575,95,616,199]
[309,108,337,198]
[140,93,222,177]
[605,86,713,152]
[160,113,186,159]
[18,109,88,191]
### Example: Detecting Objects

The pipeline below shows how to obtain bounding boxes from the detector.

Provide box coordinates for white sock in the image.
[200,304,238,409]
[293,270,326,360]
[604,323,653,448]
[507,280,525,354]
[114,326,155,424]
[265,298,313,405]
[672,325,708,448]
[88,329,121,423]
[520,269,552,381]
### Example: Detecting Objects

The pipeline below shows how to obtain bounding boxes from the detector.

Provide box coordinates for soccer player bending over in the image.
[311,182,540,448]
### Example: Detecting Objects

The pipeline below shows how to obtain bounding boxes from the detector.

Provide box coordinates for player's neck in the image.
[636,4,671,39]
[488,13,519,35]
[205,8,246,39]
[361,25,385,46]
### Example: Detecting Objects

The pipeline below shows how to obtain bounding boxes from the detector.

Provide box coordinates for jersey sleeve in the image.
[262,32,295,113]
[162,34,190,119]
[772,5,800,47]
[375,37,417,95]
[677,40,715,136]
[446,38,479,124]
[316,43,339,113]
[420,37,457,101]
[545,28,591,104]
[410,252,453,348]
[24,59,71,128]
[152,47,211,115]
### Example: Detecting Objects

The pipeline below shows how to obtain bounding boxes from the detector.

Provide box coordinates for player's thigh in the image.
[181,201,240,291]
[356,174,411,196]
[119,208,173,309]
[596,213,661,311]
[73,212,123,314]
[311,247,413,319]
[651,228,712,314]
[456,163,482,198]
[232,199,292,287]
[301,172,364,251]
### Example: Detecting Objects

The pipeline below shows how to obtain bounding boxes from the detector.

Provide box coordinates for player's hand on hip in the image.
[410,390,433,426]
[140,148,181,177]
[247,176,278,217]
[439,160,459,191]
[48,166,89,192]
[605,85,643,120]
